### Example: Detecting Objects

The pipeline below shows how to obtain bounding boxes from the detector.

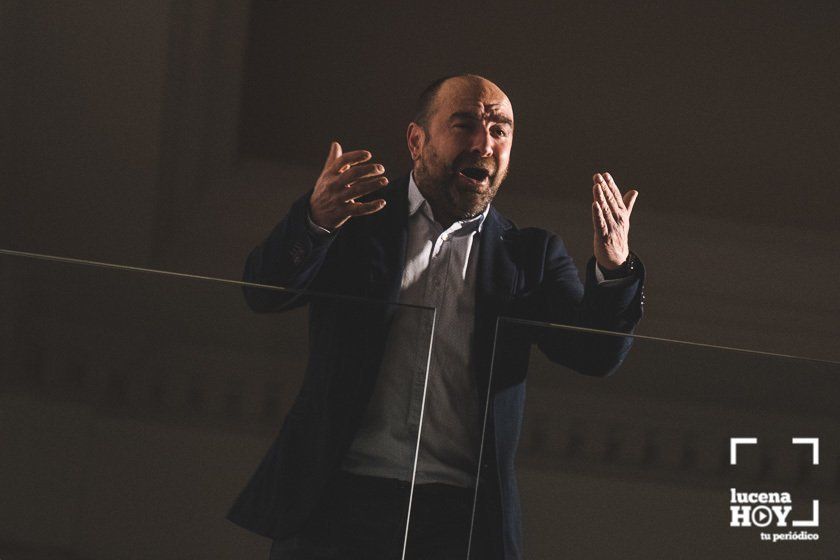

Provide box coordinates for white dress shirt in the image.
[308,174,620,487]
[339,174,488,487]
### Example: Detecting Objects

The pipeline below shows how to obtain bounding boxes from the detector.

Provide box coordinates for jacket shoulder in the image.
[491,206,566,249]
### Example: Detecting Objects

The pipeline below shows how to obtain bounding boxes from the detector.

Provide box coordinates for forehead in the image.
[434,77,514,122]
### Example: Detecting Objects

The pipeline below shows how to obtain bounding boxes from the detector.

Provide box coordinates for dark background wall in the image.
[240,0,839,233]
[3,1,837,356]
[1,1,839,559]
[233,0,840,359]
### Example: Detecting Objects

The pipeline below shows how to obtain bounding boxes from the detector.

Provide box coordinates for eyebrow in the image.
[449,111,514,127]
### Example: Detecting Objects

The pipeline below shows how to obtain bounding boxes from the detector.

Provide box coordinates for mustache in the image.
[451,156,496,176]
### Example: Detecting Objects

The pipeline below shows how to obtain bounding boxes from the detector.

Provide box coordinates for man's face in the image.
[411,77,514,221]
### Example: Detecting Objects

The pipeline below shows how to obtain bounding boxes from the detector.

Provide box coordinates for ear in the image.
[406,122,425,161]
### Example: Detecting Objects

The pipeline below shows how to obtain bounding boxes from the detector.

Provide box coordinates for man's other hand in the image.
[309,141,389,231]
[591,172,638,271]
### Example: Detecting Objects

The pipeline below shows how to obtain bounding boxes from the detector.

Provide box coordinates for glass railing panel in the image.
[467,319,839,560]
[0,251,434,560]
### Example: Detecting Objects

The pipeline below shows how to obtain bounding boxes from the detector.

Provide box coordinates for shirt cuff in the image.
[595,263,636,287]
[306,212,335,238]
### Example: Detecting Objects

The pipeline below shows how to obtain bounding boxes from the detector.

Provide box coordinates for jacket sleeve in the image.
[242,190,337,313]
[532,235,645,376]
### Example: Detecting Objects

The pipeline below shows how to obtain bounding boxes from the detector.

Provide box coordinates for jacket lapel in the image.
[355,177,410,396]
[473,206,518,394]
[364,175,409,303]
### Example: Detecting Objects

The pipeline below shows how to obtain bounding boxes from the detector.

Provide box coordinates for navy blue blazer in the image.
[227,175,645,559]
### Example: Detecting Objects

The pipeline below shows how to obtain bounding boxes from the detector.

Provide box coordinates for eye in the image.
[492,126,509,138]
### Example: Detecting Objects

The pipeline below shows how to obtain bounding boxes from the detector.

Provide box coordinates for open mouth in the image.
[458,166,491,183]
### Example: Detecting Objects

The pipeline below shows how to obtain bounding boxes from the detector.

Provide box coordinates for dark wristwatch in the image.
[599,252,639,280]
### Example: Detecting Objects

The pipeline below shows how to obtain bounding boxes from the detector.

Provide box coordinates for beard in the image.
[414,142,508,221]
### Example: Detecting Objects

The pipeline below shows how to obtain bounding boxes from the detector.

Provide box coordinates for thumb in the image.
[324,141,342,169]
[624,190,639,215]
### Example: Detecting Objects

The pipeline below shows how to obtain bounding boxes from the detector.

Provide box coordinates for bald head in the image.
[413,74,513,131]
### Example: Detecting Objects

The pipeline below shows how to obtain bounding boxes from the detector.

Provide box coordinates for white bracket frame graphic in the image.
[791,437,820,465]
[792,499,820,527]
[730,437,757,465]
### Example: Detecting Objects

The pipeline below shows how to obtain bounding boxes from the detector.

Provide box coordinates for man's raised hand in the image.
[591,172,638,270]
[309,141,389,231]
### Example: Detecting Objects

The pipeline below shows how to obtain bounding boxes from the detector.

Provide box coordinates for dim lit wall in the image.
[0,1,248,265]
[1,1,837,357]
[1,2,838,559]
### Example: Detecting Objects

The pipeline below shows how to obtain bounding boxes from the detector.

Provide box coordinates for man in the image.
[228,75,644,559]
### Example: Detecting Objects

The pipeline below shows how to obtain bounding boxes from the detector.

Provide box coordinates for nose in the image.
[470,127,493,158]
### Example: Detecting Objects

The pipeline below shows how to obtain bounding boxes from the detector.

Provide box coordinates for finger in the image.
[592,201,608,239]
[599,199,617,233]
[596,174,623,218]
[591,181,602,203]
[337,162,384,186]
[333,149,372,174]
[603,172,626,212]
[346,199,387,217]
[342,176,389,201]
[624,189,639,215]
[323,141,342,171]
[597,183,619,231]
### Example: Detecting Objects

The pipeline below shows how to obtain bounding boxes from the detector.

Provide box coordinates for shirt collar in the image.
[408,172,490,234]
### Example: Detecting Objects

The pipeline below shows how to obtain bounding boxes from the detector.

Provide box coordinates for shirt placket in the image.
[405,226,453,430]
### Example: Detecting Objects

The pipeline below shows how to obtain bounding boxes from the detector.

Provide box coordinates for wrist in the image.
[598,252,638,280]
[306,208,335,237]
[307,195,336,232]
